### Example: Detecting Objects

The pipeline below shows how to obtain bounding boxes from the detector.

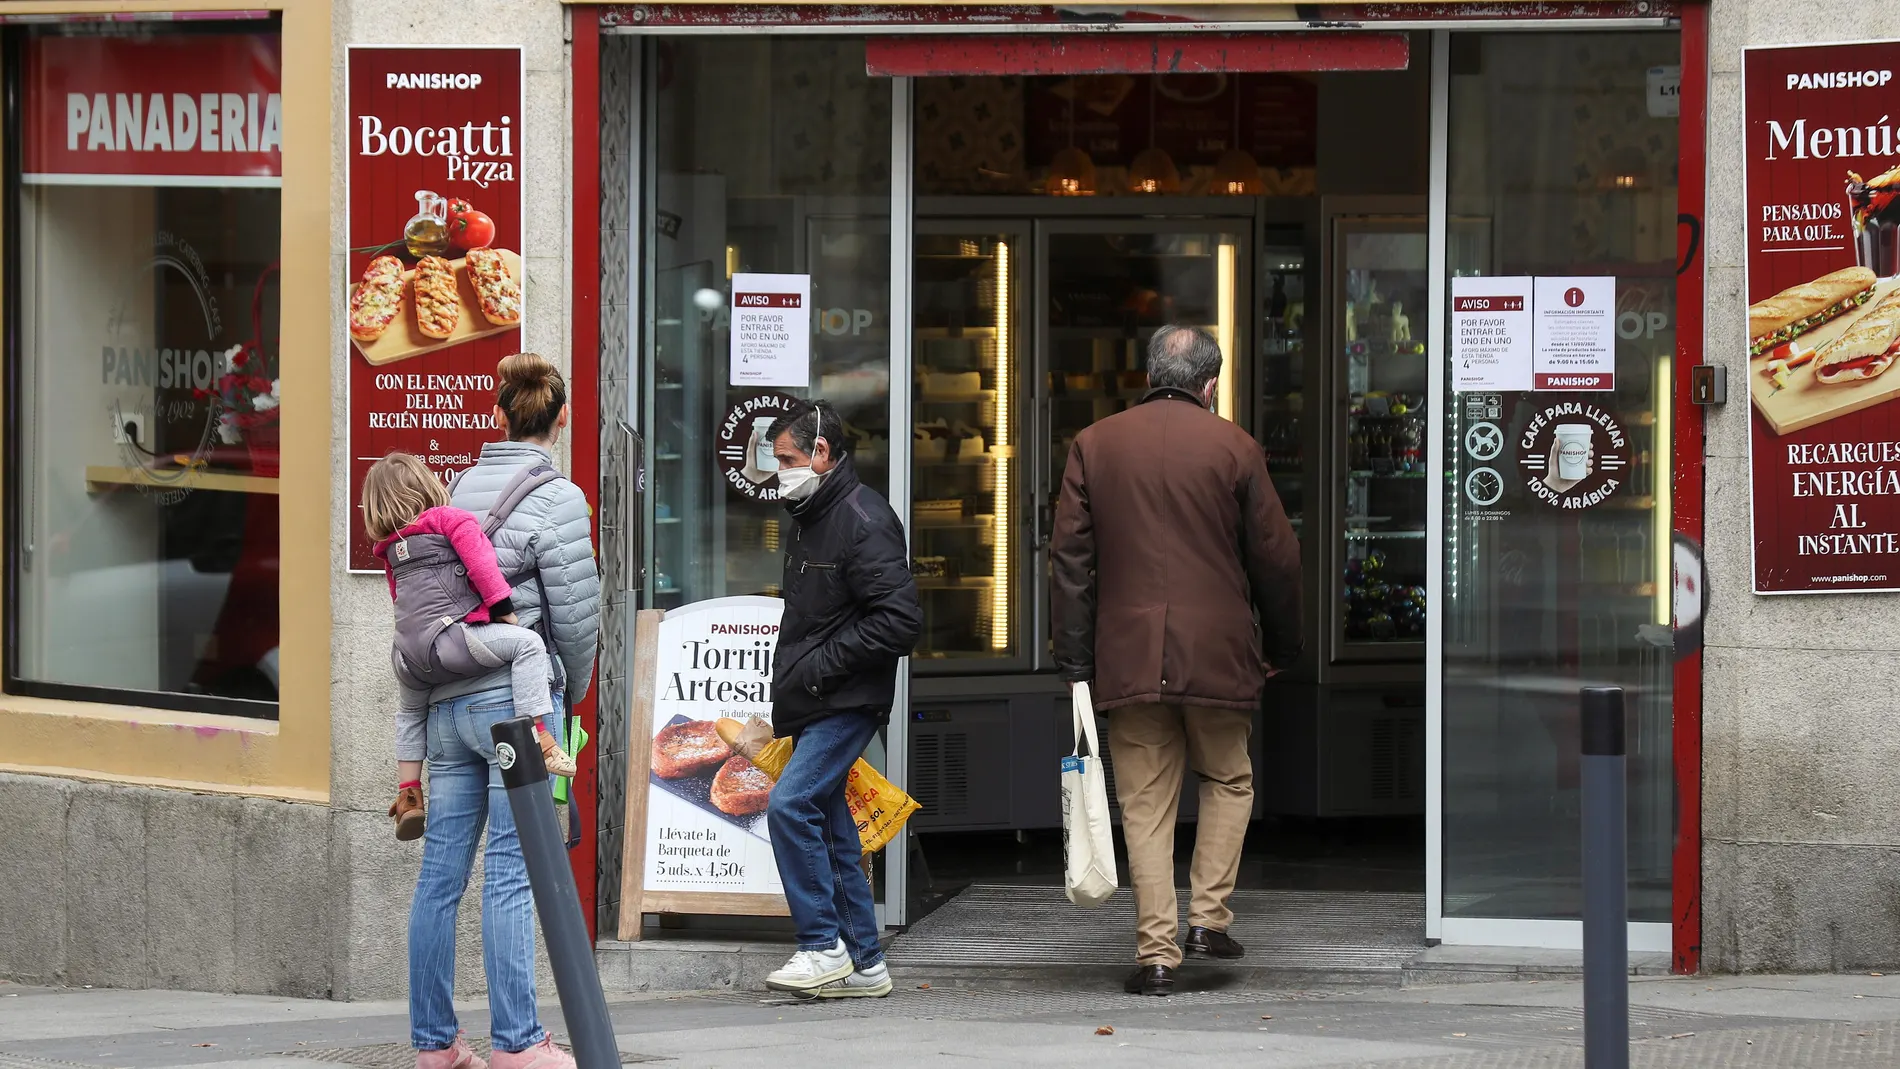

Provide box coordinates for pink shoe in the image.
[489,1037,574,1069]
[415,1034,486,1069]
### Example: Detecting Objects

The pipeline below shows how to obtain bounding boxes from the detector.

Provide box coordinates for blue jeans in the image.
[409,688,544,1053]
[766,712,883,966]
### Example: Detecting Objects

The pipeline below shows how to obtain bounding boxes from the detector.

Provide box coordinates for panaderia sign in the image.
[21,33,282,186]
[1744,40,1900,593]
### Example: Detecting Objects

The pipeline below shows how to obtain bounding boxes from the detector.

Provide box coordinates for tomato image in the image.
[448,200,496,251]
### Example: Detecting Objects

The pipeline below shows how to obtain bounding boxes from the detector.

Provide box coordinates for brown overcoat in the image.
[1050,388,1302,711]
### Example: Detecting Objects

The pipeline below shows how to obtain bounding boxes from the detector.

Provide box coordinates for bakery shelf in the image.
[85,465,277,496]
[917,391,997,404]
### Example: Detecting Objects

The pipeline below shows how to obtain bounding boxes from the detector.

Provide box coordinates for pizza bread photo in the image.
[347,247,524,365]
[709,754,773,817]
[412,255,460,340]
[349,255,405,342]
[465,246,523,327]
[651,718,733,780]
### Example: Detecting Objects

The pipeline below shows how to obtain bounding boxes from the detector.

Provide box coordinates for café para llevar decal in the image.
[1743,41,1900,593]
[21,33,285,502]
[345,47,525,571]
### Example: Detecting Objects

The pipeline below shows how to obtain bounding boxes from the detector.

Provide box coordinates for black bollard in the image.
[491,715,618,1069]
[1579,686,1629,1069]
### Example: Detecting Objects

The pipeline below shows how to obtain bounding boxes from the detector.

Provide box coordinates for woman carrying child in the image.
[386,353,600,1069]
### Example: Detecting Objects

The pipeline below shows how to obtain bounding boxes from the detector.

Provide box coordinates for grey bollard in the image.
[1579,686,1629,1069]
[491,716,618,1069]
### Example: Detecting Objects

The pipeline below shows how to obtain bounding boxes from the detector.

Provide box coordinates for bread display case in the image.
[911,228,1026,667]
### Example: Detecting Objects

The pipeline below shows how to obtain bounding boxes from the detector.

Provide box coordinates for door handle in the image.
[619,420,646,594]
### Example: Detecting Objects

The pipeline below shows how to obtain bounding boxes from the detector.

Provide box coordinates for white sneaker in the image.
[817,960,892,998]
[766,939,854,991]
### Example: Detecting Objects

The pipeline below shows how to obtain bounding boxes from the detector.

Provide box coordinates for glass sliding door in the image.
[1435,30,1679,949]
[641,36,902,917]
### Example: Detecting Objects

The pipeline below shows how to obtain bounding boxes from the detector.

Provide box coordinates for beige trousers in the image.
[1106,702,1254,967]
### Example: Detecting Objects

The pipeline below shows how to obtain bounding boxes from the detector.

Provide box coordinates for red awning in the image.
[865,32,1409,77]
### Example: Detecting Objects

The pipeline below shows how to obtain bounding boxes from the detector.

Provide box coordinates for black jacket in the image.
[771,455,922,736]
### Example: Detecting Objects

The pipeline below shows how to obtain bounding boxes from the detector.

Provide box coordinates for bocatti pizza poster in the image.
[346,47,524,571]
[1745,42,1900,593]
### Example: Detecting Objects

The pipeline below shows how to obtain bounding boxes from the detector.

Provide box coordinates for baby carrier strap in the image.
[480,463,568,650]
[482,463,564,538]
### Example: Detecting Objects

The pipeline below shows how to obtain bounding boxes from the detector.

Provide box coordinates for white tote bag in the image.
[1061,682,1119,907]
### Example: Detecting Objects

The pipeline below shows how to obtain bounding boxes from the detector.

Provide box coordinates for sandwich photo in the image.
[1749,266,1876,356]
[1816,287,1900,384]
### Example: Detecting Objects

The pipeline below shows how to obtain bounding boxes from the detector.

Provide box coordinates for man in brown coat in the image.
[1051,324,1301,997]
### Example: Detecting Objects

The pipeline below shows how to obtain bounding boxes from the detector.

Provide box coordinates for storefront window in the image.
[1442,32,1678,922]
[644,38,891,607]
[6,22,283,716]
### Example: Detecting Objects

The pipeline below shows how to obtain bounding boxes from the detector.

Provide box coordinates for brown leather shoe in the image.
[1185,926,1245,960]
[1123,964,1175,996]
[389,786,425,842]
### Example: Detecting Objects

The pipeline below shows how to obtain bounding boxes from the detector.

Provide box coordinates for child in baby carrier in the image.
[364,452,576,842]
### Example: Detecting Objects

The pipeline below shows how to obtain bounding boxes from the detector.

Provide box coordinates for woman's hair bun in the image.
[496,352,567,442]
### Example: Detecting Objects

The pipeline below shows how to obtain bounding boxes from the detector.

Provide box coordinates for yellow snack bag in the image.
[715,717,921,854]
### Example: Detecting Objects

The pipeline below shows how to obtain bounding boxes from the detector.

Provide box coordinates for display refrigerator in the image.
[1327,211,1431,665]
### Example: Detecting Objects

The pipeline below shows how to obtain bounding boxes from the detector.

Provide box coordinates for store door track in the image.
[886,884,1426,989]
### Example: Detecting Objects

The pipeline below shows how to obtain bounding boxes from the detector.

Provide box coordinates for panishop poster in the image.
[346,47,523,571]
[1744,42,1900,593]
[637,598,786,902]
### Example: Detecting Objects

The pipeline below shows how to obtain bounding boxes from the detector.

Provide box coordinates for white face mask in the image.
[777,464,822,501]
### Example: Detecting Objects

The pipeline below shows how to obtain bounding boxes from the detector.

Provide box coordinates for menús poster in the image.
[1743,41,1900,593]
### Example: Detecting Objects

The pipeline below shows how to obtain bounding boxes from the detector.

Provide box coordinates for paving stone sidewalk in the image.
[3,972,1899,1068]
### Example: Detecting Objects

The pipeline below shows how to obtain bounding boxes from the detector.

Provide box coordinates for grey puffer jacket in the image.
[429,441,600,706]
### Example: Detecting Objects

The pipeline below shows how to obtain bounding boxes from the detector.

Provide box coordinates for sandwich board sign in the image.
[618,597,788,937]
[1743,41,1900,594]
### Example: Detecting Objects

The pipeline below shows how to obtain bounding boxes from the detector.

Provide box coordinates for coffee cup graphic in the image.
[1553,424,1593,481]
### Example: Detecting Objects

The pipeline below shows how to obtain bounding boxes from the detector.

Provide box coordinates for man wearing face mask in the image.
[760,399,921,999]
[1051,325,1301,998]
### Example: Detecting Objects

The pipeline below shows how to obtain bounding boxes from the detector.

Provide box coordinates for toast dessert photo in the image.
[651,719,732,780]
[709,755,773,817]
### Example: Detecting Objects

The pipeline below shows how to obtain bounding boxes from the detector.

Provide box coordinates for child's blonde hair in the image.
[362,452,449,541]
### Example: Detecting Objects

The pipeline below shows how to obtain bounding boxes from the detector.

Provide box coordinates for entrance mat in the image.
[281,1043,664,1067]
[887,884,1425,972]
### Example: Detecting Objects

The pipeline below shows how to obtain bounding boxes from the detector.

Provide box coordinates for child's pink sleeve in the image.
[428,508,513,610]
